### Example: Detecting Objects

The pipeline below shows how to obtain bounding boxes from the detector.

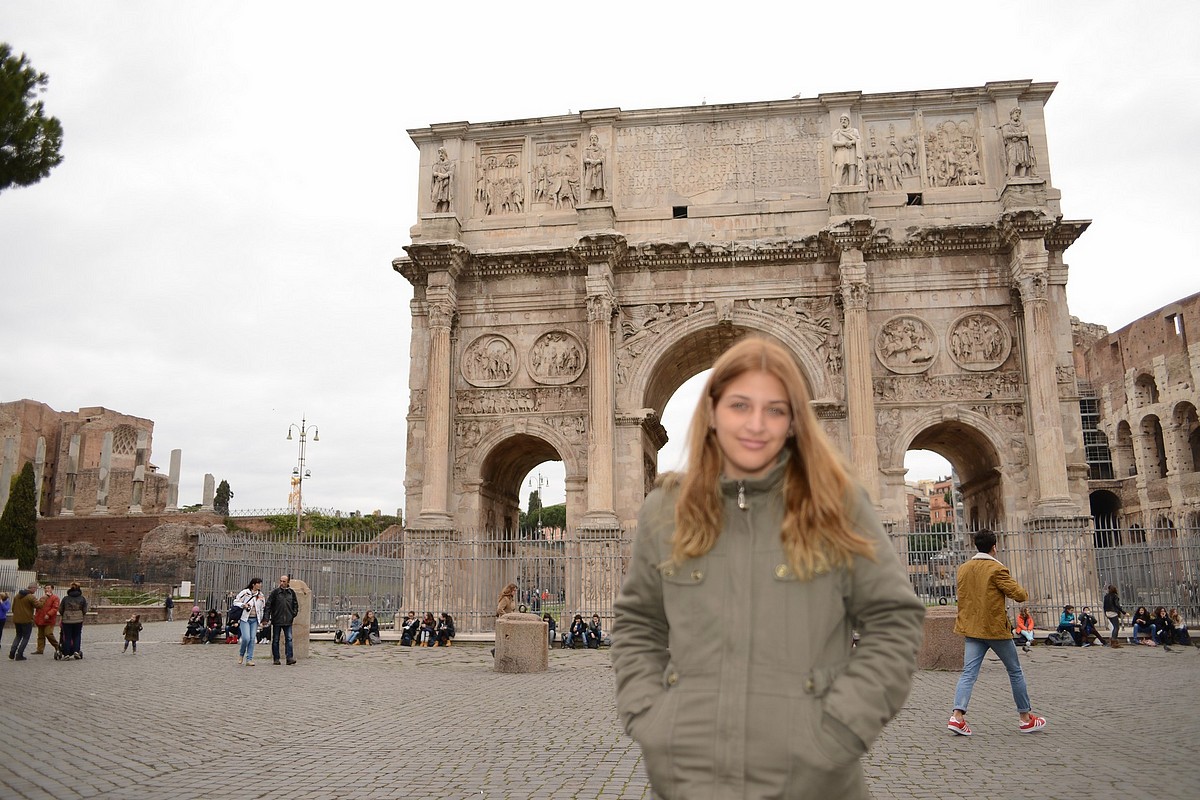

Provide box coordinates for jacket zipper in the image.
[737,481,746,510]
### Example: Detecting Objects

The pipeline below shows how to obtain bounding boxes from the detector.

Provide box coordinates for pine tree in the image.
[214,479,233,515]
[1,43,65,193]
[0,462,38,569]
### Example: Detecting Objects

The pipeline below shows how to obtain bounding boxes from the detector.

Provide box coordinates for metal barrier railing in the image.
[195,524,1200,633]
[195,528,631,633]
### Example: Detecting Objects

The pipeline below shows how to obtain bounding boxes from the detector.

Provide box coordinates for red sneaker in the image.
[948,716,972,736]
[1018,714,1047,733]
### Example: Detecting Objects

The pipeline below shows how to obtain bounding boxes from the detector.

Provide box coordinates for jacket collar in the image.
[970,552,1000,563]
[719,451,789,498]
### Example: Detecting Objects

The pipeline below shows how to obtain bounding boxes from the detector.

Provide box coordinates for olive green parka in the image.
[611,462,925,799]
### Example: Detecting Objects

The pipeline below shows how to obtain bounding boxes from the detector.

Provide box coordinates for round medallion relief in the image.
[875,315,938,374]
[947,312,1011,371]
[461,334,518,387]
[527,330,586,385]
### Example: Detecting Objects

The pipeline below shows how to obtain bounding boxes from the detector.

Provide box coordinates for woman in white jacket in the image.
[234,578,266,666]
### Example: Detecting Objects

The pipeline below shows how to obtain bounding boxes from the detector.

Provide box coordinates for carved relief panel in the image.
[461,334,518,387]
[475,142,525,217]
[947,312,1010,371]
[875,315,937,374]
[528,330,586,385]
[863,119,920,193]
[532,139,580,210]
[922,114,985,188]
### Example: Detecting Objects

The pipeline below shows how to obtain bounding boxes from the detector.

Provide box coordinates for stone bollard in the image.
[494,612,549,673]
[392,612,403,631]
[335,614,352,634]
[290,579,312,661]
[918,605,963,671]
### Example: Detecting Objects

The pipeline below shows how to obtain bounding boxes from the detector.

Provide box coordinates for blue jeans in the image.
[239,618,259,661]
[1132,622,1154,642]
[9,622,33,657]
[272,624,294,661]
[954,637,1031,715]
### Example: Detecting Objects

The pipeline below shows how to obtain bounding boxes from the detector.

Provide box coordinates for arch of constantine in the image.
[393,80,1093,540]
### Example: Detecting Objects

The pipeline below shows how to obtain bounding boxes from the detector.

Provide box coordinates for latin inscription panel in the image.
[615,116,825,202]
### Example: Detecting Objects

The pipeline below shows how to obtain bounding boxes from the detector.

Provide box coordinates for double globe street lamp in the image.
[287,416,318,537]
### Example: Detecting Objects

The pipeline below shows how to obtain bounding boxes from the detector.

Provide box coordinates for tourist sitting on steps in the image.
[435,612,455,646]
[400,611,419,646]
[586,614,604,648]
[1078,607,1105,646]
[341,613,362,644]
[357,611,380,645]
[1131,606,1155,645]
[418,612,436,646]
[564,614,588,649]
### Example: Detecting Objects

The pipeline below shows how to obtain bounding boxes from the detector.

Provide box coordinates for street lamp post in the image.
[287,416,319,537]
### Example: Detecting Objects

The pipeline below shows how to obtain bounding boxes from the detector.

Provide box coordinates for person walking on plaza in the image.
[948,529,1046,736]
[59,582,88,659]
[612,338,925,799]
[33,583,61,655]
[122,614,143,653]
[1103,585,1125,648]
[234,578,265,666]
[0,591,10,650]
[8,583,42,660]
[265,574,299,665]
[164,594,174,622]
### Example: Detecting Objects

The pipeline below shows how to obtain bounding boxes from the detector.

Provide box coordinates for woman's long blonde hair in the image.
[668,337,874,579]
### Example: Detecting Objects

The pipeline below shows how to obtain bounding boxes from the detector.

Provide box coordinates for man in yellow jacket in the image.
[948,529,1047,736]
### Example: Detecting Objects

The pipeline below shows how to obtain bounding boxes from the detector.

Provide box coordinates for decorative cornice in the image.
[400,242,471,284]
[1045,219,1091,253]
[570,234,629,270]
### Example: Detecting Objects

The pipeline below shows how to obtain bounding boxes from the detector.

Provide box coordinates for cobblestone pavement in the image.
[0,622,1197,799]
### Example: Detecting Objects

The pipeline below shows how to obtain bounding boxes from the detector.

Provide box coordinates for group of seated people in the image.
[561,613,605,649]
[398,611,456,647]
[1015,604,1193,650]
[1054,605,1108,646]
[1130,606,1192,647]
[183,607,268,644]
[341,611,382,645]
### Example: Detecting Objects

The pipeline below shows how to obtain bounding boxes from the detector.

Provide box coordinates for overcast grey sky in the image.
[2,1,1197,514]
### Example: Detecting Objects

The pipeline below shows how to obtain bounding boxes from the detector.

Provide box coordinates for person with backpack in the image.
[59,582,88,659]
[123,614,143,653]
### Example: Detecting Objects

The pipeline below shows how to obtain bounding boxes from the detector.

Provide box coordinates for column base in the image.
[1031,497,1082,520]
[412,511,455,533]
[578,510,620,532]
[128,505,143,515]
[92,507,110,516]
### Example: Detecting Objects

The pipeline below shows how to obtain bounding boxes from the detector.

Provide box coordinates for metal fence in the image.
[195,523,1200,634]
[895,524,1200,628]
[195,528,631,633]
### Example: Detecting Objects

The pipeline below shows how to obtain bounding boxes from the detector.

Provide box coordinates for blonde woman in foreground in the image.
[611,337,925,800]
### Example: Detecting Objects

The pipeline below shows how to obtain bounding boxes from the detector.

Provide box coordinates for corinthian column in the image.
[1009,222,1075,516]
[583,286,619,528]
[419,285,457,529]
[831,224,880,500]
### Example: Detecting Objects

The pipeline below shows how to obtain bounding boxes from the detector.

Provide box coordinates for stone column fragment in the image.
[129,429,148,514]
[94,431,113,515]
[201,473,215,512]
[165,448,181,513]
[0,437,15,513]
[62,435,80,516]
[33,437,46,515]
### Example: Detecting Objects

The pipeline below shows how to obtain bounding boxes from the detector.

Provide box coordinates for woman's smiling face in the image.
[712,369,792,480]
